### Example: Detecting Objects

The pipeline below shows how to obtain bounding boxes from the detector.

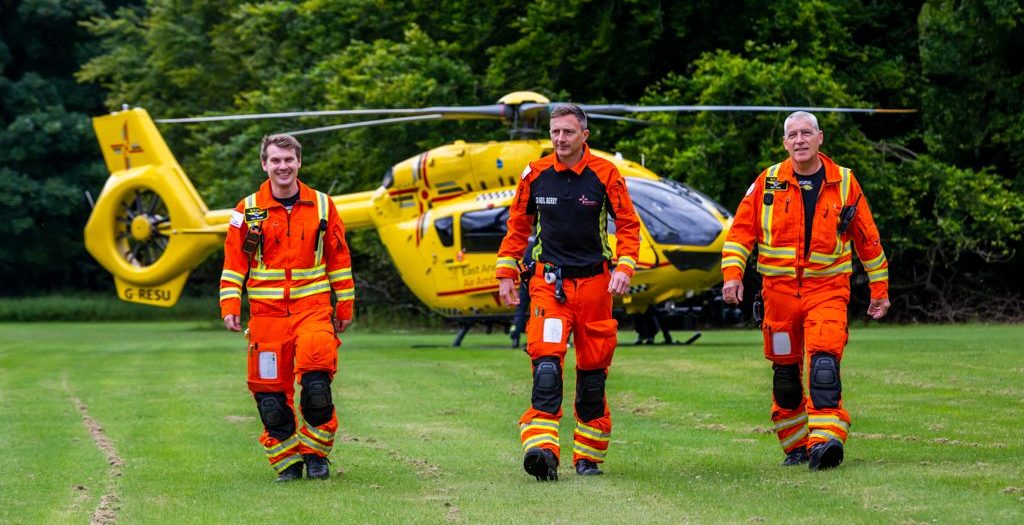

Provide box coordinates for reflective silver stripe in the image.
[291,280,331,299]
[810,428,845,441]
[867,268,889,282]
[221,269,245,286]
[761,164,781,245]
[298,434,331,455]
[292,265,327,280]
[496,257,517,270]
[523,435,558,450]
[757,263,796,277]
[314,191,330,264]
[780,426,809,448]
[773,413,808,431]
[862,252,886,271]
[758,243,797,258]
[808,416,850,432]
[617,256,636,270]
[572,441,607,458]
[271,454,303,473]
[304,425,334,443]
[721,255,747,271]
[335,287,355,301]
[264,435,300,456]
[219,288,241,300]
[574,424,610,442]
[839,167,851,207]
[723,241,751,259]
[521,418,559,433]
[248,287,285,299]
[803,260,853,277]
[250,268,286,280]
[327,268,352,282]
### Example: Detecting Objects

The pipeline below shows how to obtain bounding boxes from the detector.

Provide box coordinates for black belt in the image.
[554,261,607,279]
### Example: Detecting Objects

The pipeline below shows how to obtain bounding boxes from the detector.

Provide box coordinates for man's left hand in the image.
[867,297,890,320]
[608,270,632,296]
[334,318,352,333]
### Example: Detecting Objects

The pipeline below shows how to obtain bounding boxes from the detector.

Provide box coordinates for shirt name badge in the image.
[765,177,788,192]
[244,207,268,223]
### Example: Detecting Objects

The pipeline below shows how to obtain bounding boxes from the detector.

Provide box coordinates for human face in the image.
[261,144,301,196]
[783,117,824,168]
[549,114,589,164]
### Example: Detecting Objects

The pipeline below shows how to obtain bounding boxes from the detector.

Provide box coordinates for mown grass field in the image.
[1,323,1021,524]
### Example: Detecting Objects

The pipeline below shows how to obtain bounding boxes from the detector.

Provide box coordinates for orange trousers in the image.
[760,278,851,454]
[246,306,340,473]
[518,269,619,465]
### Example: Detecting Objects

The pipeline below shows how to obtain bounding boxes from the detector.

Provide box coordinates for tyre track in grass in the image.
[63,376,123,525]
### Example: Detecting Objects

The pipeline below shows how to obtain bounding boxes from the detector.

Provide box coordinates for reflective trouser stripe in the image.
[521,418,559,452]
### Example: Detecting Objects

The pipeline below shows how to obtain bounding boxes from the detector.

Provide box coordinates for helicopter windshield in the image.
[626,178,723,246]
[461,207,509,253]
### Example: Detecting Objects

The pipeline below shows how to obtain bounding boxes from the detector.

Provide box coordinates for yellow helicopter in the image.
[84,91,909,343]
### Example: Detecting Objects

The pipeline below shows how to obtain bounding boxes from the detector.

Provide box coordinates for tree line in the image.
[3,0,1022,321]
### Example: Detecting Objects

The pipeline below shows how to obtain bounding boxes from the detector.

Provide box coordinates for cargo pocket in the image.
[578,319,619,370]
[247,341,293,393]
[762,321,799,365]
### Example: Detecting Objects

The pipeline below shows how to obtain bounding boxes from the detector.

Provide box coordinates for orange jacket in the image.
[722,153,889,298]
[220,180,354,319]
[496,144,641,280]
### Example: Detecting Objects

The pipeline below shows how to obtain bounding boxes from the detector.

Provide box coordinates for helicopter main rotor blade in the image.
[578,104,917,115]
[156,105,507,124]
[588,113,656,125]
[282,114,447,136]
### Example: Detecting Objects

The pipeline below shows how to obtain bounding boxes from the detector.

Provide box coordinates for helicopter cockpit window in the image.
[460,207,509,253]
[434,216,454,247]
[626,177,723,246]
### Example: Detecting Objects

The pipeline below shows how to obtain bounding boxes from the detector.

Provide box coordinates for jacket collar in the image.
[553,143,591,175]
[777,153,841,184]
[256,179,316,208]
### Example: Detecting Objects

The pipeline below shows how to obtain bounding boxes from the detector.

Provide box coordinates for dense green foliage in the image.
[4,0,1023,320]
[3,323,1023,523]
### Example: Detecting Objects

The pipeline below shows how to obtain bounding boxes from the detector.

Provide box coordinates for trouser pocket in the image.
[247,341,294,393]
[762,321,800,365]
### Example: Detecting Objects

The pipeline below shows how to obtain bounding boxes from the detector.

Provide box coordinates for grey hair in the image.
[783,111,819,135]
[550,104,588,130]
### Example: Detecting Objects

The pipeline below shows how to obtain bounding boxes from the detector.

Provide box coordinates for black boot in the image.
[574,458,603,476]
[304,454,330,480]
[808,439,844,471]
[782,447,809,466]
[523,448,558,481]
[274,461,303,482]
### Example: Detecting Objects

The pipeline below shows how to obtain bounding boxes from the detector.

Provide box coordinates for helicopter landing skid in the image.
[630,331,702,346]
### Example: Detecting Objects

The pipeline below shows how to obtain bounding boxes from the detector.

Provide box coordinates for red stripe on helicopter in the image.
[388,188,417,196]
[430,192,465,203]
[436,284,500,297]
[420,152,431,188]
[415,213,425,245]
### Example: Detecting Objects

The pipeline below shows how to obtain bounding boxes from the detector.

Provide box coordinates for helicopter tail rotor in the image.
[86,107,223,307]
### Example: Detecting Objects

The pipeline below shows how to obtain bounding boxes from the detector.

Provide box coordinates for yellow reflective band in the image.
[264,435,300,456]
[839,167,851,207]
[298,434,331,455]
[292,265,327,280]
[761,164,781,245]
[219,288,242,301]
[523,435,558,450]
[808,252,838,265]
[758,244,797,258]
[496,257,517,269]
[808,417,850,431]
[574,424,610,442]
[250,268,286,280]
[248,287,285,299]
[291,280,331,299]
[721,255,747,270]
[810,428,845,441]
[335,287,355,301]
[572,441,607,458]
[221,269,245,286]
[867,268,889,282]
[617,256,636,270]
[328,268,353,282]
[723,241,751,259]
[773,413,808,431]
[304,425,334,443]
[862,252,887,271]
[803,260,853,277]
[781,427,809,448]
[521,418,560,433]
[271,454,303,473]
[757,263,797,277]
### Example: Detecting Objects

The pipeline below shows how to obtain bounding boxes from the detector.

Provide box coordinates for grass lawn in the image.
[1,323,1021,524]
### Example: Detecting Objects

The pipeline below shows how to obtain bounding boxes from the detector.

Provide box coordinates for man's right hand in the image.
[722,279,744,305]
[498,278,520,306]
[223,314,242,332]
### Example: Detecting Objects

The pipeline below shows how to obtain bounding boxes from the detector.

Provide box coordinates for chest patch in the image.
[765,177,788,192]
[244,207,268,223]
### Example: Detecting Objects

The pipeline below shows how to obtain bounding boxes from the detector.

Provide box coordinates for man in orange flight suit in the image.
[220,134,355,482]
[722,111,890,470]
[497,104,641,481]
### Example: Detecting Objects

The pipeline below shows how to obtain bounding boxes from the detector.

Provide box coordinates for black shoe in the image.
[782,447,809,466]
[574,458,603,476]
[523,448,558,481]
[274,461,303,482]
[303,454,330,480]
[808,439,844,471]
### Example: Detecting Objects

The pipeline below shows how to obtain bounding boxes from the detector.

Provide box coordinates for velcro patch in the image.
[542,317,563,343]
[765,177,788,192]
[244,207,268,222]
[520,165,532,180]
[229,210,245,228]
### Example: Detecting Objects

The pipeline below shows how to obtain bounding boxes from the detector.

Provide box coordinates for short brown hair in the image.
[550,104,588,130]
[260,134,302,162]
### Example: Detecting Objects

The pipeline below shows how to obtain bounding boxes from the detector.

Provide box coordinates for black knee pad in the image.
[575,368,607,422]
[531,357,563,414]
[772,363,803,410]
[300,371,334,427]
[255,392,295,440]
[809,353,842,408]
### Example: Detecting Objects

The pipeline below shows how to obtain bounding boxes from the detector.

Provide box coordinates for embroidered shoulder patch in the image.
[765,177,788,192]
[745,182,755,197]
[520,165,532,180]
[229,210,244,228]
[244,207,268,222]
